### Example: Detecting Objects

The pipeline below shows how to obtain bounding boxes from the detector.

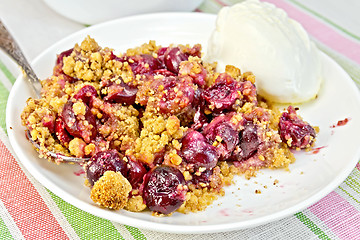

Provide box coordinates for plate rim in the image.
[5,12,360,234]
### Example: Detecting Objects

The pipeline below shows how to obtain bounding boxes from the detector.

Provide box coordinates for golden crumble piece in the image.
[90,171,132,210]
[125,195,147,212]
[62,56,76,76]
[72,101,86,115]
[68,138,86,157]
[225,65,241,79]
[125,40,160,56]
[179,56,203,76]
[134,112,179,164]
[242,71,256,84]
[165,151,182,166]
[166,115,180,135]
[80,35,101,52]
[202,61,218,87]
[84,143,96,156]
[62,37,106,81]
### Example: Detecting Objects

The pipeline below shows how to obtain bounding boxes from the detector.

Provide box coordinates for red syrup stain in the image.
[220,209,230,216]
[242,209,253,214]
[330,118,350,128]
[310,146,327,154]
[74,169,85,176]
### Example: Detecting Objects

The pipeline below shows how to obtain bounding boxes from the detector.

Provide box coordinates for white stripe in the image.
[111,222,135,240]
[0,128,80,240]
[336,183,360,211]
[0,199,25,240]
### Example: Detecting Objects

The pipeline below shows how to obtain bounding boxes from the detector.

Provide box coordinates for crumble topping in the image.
[21,36,317,216]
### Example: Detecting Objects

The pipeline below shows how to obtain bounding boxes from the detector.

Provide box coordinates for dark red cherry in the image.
[127,159,147,189]
[55,118,72,145]
[231,122,260,161]
[142,165,187,214]
[164,47,189,74]
[279,106,316,149]
[60,100,96,143]
[201,74,242,114]
[180,130,219,170]
[202,114,239,160]
[85,150,127,186]
[103,82,138,105]
[73,85,98,105]
[128,54,161,75]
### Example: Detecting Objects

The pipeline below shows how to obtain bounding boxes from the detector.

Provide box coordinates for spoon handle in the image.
[0,20,41,97]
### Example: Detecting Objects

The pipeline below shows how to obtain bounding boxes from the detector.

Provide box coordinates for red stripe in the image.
[309,191,360,239]
[0,140,69,239]
[263,0,360,65]
[214,0,227,7]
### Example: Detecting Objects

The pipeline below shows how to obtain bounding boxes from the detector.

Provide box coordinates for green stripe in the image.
[289,0,360,42]
[353,168,360,178]
[0,217,14,240]
[294,212,331,240]
[223,0,244,5]
[344,175,360,194]
[198,1,222,13]
[0,59,16,84]
[124,225,147,240]
[0,81,9,134]
[338,186,360,205]
[48,190,124,240]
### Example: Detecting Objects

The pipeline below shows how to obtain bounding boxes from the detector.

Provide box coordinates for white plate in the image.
[6,13,360,234]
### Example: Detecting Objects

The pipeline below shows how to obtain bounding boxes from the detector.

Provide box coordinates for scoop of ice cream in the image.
[206,0,322,103]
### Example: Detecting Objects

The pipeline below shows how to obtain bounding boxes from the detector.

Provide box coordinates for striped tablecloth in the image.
[0,0,360,239]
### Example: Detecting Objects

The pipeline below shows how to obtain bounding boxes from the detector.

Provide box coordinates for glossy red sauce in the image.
[330,118,350,128]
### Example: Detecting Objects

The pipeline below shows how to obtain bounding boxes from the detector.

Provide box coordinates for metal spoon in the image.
[0,20,88,163]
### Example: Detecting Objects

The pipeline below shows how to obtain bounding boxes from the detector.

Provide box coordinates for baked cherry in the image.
[85,150,128,186]
[180,130,219,170]
[103,82,138,105]
[128,54,161,75]
[60,100,97,143]
[279,106,316,149]
[201,74,242,113]
[138,76,195,115]
[203,114,239,160]
[164,47,189,74]
[142,165,187,214]
[127,158,147,189]
[231,122,260,161]
[55,118,72,145]
[73,85,98,105]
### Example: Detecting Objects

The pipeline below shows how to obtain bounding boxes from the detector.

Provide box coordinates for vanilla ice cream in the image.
[206,0,322,103]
